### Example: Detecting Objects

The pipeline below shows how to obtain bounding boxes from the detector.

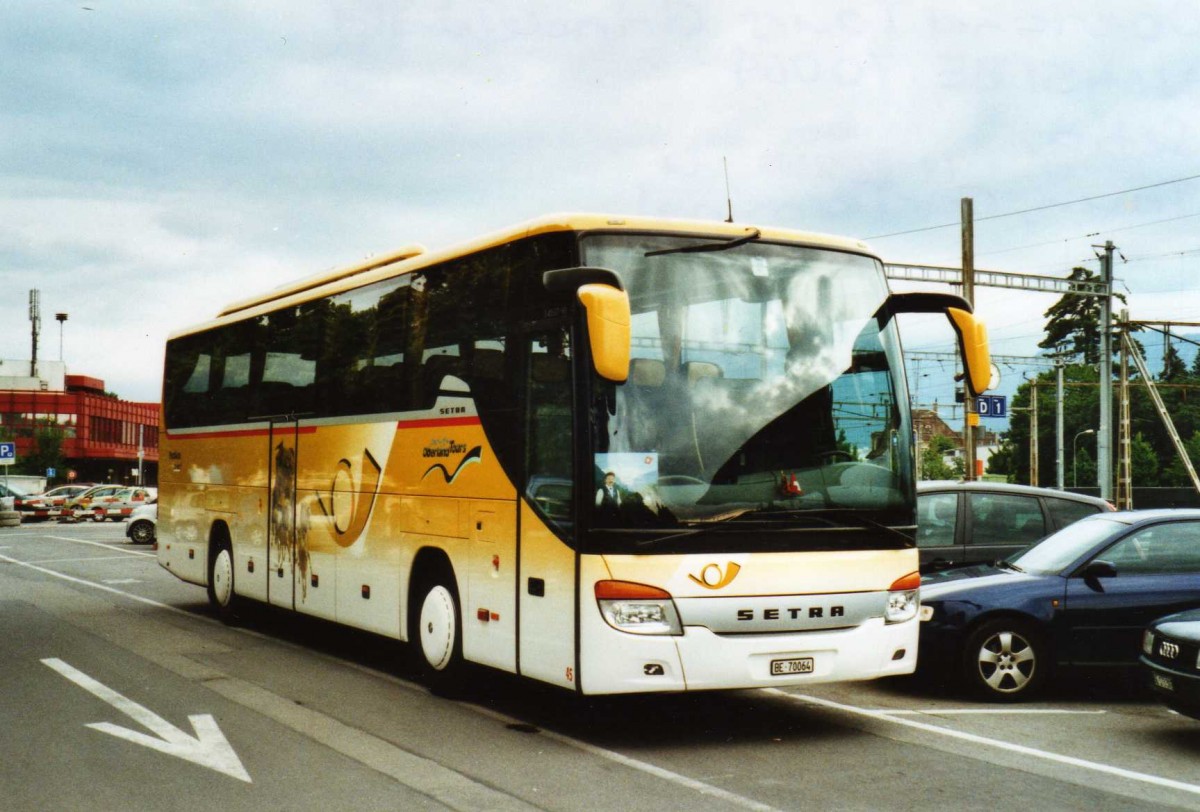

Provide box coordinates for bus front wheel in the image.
[412,577,465,694]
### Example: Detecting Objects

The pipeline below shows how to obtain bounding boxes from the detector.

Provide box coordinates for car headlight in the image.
[595,580,682,635]
[885,571,920,624]
[1143,629,1155,656]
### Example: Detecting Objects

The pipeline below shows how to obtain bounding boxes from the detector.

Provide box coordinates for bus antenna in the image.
[723,157,734,223]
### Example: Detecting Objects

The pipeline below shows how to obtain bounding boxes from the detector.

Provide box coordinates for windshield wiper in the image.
[995,559,1026,573]
[644,228,761,257]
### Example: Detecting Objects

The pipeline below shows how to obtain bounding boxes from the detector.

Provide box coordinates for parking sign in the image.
[0,442,14,466]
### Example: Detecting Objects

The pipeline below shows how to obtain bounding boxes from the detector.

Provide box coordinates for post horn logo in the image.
[315,448,382,548]
[688,562,741,590]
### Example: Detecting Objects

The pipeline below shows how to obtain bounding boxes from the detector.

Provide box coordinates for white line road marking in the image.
[44,534,156,557]
[879,708,1107,716]
[0,552,184,614]
[43,658,251,783]
[770,690,1200,797]
[103,578,143,585]
[469,704,781,812]
[25,555,147,565]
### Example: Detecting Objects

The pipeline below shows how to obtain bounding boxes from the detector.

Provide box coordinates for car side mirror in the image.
[1078,559,1117,592]
[1083,559,1118,579]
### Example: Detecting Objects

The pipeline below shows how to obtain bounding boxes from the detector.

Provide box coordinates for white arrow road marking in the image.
[42,658,251,783]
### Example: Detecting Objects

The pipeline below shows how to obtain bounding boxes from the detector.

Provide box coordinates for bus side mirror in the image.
[946,307,990,397]
[578,284,631,383]
[544,267,631,383]
[878,293,991,398]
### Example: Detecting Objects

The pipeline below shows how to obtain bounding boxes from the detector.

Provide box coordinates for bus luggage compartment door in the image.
[267,419,299,609]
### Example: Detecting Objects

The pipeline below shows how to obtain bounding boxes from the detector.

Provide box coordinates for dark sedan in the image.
[1142,608,1200,719]
[918,509,1200,701]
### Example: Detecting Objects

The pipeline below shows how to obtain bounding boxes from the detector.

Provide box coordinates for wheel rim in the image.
[131,523,152,543]
[976,630,1036,693]
[212,549,234,608]
[418,585,457,671]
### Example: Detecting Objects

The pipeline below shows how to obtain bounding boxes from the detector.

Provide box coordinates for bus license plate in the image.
[1153,673,1175,692]
[770,657,814,676]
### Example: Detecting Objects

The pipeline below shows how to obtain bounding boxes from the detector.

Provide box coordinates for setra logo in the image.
[688,562,741,590]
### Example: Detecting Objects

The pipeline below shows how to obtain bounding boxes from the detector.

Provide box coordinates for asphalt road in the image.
[2,520,1199,811]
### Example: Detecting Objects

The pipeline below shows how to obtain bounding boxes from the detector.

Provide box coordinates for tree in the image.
[986,440,1015,479]
[22,423,65,482]
[1131,432,1159,487]
[920,435,958,481]
[1161,340,1188,382]
[1037,267,1129,364]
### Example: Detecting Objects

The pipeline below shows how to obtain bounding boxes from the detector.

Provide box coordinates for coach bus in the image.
[157,213,989,695]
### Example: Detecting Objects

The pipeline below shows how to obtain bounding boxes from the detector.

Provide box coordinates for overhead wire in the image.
[866,172,1200,240]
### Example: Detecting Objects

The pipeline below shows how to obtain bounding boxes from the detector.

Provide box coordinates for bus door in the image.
[517,328,579,689]
[267,418,299,609]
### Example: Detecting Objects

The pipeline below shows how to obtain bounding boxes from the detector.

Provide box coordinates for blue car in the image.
[918,509,1200,701]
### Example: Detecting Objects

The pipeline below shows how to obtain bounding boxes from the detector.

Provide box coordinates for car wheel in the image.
[411,575,465,694]
[128,520,155,544]
[207,544,238,623]
[962,618,1048,701]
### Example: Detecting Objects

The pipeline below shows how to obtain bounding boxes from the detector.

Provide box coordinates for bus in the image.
[157,213,990,695]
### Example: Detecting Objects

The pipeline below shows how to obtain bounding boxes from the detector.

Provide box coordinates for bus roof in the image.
[173,213,877,340]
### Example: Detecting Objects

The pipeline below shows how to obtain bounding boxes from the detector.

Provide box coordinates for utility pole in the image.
[1117,310,1133,508]
[961,198,977,480]
[1097,241,1115,500]
[29,289,41,378]
[1055,359,1065,489]
[1029,381,1039,486]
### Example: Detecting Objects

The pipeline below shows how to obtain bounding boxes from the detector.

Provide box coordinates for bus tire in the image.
[207,540,239,623]
[411,573,466,695]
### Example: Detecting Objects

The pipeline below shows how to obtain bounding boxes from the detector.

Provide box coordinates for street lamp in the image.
[1073,429,1096,488]
[55,312,68,361]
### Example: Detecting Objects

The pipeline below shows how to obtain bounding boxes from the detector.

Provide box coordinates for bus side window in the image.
[525,332,574,534]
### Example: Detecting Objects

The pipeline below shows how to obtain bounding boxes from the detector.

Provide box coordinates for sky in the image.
[2,1,1199,410]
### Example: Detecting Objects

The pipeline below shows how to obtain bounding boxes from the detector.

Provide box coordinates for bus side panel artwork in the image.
[518,500,577,689]
[294,420,399,634]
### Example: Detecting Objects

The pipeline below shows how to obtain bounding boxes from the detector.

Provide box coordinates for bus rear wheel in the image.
[207,544,238,623]
[412,577,465,694]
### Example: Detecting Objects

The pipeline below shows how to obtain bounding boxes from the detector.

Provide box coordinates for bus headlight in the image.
[595,580,683,636]
[885,572,920,624]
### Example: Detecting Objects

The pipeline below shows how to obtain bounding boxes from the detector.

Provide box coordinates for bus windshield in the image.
[579,233,913,553]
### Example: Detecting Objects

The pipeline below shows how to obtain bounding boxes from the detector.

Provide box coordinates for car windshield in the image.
[1011,515,1128,574]
[579,232,912,553]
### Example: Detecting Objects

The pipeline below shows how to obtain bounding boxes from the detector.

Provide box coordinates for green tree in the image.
[1161,340,1188,382]
[22,423,65,482]
[986,440,1015,479]
[1131,432,1159,486]
[920,435,958,480]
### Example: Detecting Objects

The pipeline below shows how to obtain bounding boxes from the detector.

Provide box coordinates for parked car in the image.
[125,502,157,545]
[58,484,125,522]
[918,509,1200,701]
[92,487,157,522]
[1141,608,1200,720]
[15,484,94,522]
[916,481,1114,572]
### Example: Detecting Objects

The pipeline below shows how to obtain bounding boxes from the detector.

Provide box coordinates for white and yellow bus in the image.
[158,214,989,694]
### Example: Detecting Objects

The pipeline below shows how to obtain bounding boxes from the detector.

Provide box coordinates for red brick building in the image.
[0,372,158,486]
